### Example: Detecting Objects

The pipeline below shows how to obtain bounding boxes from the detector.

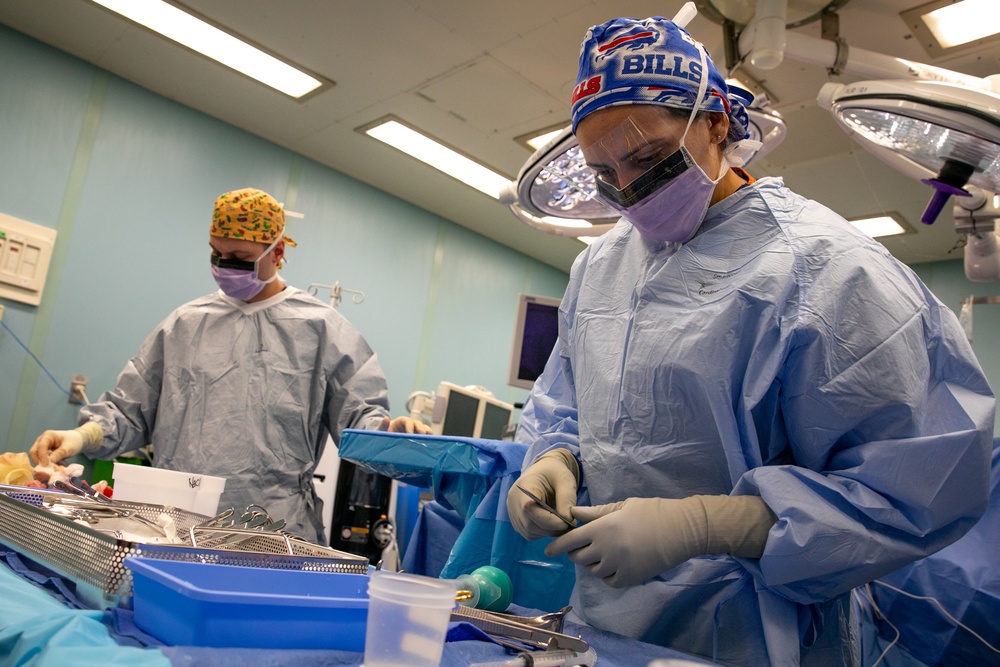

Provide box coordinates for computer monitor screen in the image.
[431,382,515,439]
[441,389,480,437]
[480,402,513,440]
[508,294,561,390]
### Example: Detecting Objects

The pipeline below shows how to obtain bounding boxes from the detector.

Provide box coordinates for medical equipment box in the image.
[124,557,370,650]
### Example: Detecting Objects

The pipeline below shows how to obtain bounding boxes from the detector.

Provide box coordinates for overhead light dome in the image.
[819,78,1000,223]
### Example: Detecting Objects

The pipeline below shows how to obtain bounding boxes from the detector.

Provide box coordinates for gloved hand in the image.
[545,494,776,588]
[377,416,433,434]
[29,422,104,466]
[506,448,580,540]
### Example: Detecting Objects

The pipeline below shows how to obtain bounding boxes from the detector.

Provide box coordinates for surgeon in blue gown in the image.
[506,16,995,667]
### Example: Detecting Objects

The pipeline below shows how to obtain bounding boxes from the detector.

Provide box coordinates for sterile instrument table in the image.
[0,546,720,666]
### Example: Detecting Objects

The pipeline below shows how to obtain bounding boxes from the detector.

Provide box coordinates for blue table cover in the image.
[338,430,575,612]
[0,548,718,666]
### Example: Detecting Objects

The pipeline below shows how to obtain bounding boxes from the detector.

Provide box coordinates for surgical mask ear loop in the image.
[254,231,284,285]
[680,42,731,183]
[679,42,710,155]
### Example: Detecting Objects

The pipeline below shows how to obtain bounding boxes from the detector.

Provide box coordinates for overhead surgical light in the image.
[818,79,1000,224]
[724,0,1000,280]
[499,127,617,238]
[955,187,1000,281]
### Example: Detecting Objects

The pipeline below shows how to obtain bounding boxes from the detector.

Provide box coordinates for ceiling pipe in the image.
[748,0,787,69]
[736,3,996,91]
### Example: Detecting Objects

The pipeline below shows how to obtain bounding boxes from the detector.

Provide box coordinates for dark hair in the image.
[658,106,738,150]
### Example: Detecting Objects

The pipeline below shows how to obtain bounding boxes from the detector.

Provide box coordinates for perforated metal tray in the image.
[0,484,370,608]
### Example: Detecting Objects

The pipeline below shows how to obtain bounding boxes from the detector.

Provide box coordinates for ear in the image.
[272,239,285,265]
[707,112,730,145]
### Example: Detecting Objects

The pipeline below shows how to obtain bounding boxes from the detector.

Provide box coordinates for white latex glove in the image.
[377,416,433,434]
[545,495,776,588]
[506,448,580,540]
[29,422,104,466]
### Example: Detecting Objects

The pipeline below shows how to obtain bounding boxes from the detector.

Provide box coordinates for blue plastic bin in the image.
[124,557,370,650]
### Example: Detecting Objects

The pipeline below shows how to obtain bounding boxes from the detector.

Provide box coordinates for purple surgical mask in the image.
[604,145,728,244]
[210,235,281,301]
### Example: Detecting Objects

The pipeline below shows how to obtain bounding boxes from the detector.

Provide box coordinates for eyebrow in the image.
[209,243,254,258]
[587,138,674,171]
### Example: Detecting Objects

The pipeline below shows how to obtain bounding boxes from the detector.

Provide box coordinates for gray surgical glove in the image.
[29,422,104,466]
[506,448,580,540]
[546,494,776,588]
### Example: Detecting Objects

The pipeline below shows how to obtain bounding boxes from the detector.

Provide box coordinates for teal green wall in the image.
[0,26,569,453]
[911,260,1000,435]
[3,26,998,453]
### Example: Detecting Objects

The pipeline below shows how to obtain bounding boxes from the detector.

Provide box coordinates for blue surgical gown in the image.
[517,177,995,666]
[82,286,390,542]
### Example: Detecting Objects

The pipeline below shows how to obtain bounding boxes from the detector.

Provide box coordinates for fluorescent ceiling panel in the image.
[921,0,1000,48]
[364,119,510,199]
[849,214,908,238]
[526,129,565,151]
[91,0,324,98]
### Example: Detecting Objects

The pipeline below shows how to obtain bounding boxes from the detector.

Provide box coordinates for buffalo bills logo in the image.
[596,26,660,59]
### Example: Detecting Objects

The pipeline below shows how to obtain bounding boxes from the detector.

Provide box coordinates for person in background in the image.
[30,187,429,542]
[506,16,994,667]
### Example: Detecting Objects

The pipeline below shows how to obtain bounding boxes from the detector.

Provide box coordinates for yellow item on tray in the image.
[0,451,34,486]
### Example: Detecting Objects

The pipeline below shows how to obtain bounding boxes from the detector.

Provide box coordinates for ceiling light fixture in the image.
[921,0,1000,48]
[90,0,327,99]
[901,0,1000,58]
[361,118,511,199]
[848,213,910,238]
[728,0,1000,281]
[525,129,565,151]
[514,123,574,152]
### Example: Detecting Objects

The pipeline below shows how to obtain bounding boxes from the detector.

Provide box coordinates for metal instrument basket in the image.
[0,485,370,607]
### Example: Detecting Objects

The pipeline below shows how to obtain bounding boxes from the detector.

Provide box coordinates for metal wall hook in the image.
[307,281,366,308]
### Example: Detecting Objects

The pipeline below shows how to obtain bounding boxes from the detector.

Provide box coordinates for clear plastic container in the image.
[363,570,456,667]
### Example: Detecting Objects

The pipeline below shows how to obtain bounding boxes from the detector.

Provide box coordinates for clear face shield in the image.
[587,116,694,209]
[581,42,732,244]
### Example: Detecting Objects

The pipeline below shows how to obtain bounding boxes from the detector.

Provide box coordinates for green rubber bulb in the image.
[456,565,513,612]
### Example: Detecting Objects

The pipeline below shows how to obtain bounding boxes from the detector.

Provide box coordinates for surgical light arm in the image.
[735,0,1000,226]
[955,188,1000,282]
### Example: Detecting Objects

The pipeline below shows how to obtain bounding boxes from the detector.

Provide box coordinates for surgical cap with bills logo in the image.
[210,188,297,246]
[570,16,752,140]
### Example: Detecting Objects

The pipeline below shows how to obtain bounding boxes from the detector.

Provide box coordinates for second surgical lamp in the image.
[502,0,1000,280]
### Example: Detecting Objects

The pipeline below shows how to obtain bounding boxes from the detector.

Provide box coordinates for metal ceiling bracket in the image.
[821,11,848,76]
[723,20,742,71]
